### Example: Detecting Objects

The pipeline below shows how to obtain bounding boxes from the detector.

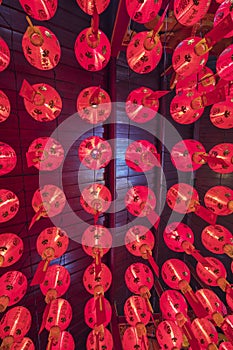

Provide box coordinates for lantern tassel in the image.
[151,4,169,39]
[91,7,99,36]
[194,204,217,225]
[29,206,45,230]
[30,260,47,286]
[181,241,213,267]
[147,254,159,278]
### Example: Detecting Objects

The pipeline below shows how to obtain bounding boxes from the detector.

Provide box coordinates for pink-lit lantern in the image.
[11,337,35,350]
[125,186,156,217]
[124,296,151,327]
[191,318,218,350]
[195,289,227,318]
[52,331,75,350]
[82,225,112,259]
[156,320,183,350]
[0,271,27,312]
[19,0,57,20]
[125,225,155,257]
[201,224,233,257]
[83,262,112,295]
[20,80,62,122]
[122,326,149,350]
[125,263,154,296]
[126,0,162,23]
[221,316,233,343]
[220,342,233,350]
[159,290,188,320]
[174,0,211,26]
[0,37,10,72]
[125,140,160,172]
[86,328,113,350]
[214,1,233,38]
[27,137,64,170]
[126,31,162,74]
[216,44,233,81]
[0,90,11,123]
[210,98,233,129]
[170,91,204,124]
[0,142,17,175]
[204,185,233,216]
[207,143,233,173]
[77,86,111,124]
[40,265,70,304]
[78,136,112,170]
[0,189,19,223]
[196,256,227,287]
[84,296,112,328]
[0,233,23,268]
[76,0,110,14]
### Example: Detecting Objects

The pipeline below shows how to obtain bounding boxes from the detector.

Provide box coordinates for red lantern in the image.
[214,1,233,38]
[0,233,23,267]
[201,224,233,257]
[125,140,160,172]
[124,296,151,327]
[204,185,233,216]
[170,91,204,124]
[82,225,112,258]
[83,262,112,295]
[77,86,111,124]
[156,320,183,350]
[122,326,149,350]
[174,0,211,26]
[220,342,233,350]
[210,98,233,129]
[11,337,35,350]
[191,318,218,350]
[171,139,206,171]
[20,80,62,122]
[27,137,64,170]
[126,31,162,74]
[216,44,233,81]
[0,271,27,312]
[84,296,112,328]
[19,0,57,20]
[221,315,233,343]
[78,136,112,170]
[51,331,75,350]
[0,189,19,223]
[159,290,188,320]
[196,256,227,287]
[40,265,70,304]
[86,328,113,350]
[0,90,11,123]
[0,37,10,72]
[76,0,110,14]
[0,142,17,175]
[124,263,154,296]
[125,186,156,217]
[207,143,233,173]
[195,289,227,318]
[126,0,162,23]
[125,225,155,257]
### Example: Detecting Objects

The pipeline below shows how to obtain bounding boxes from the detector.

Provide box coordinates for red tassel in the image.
[95,296,106,326]
[205,13,233,48]
[30,260,47,286]
[181,322,201,350]
[94,212,99,225]
[29,206,44,230]
[191,249,213,268]
[19,79,36,102]
[194,205,217,225]
[147,255,159,278]
[152,4,169,35]
[95,251,102,277]
[184,290,209,318]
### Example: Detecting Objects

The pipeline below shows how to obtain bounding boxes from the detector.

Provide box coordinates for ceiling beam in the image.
[111,0,130,58]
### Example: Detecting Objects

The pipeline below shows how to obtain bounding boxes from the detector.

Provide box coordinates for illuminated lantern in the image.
[174,0,211,26]
[84,296,112,329]
[77,86,111,124]
[22,18,61,70]
[125,225,155,257]
[170,91,204,124]
[82,225,112,262]
[156,320,183,350]
[0,233,23,267]
[0,90,11,123]
[20,80,62,122]
[76,0,110,14]
[86,328,113,350]
[207,143,233,173]
[0,189,19,223]
[0,306,31,348]
[29,185,66,229]
[126,0,162,23]
[126,31,162,74]
[195,289,227,319]
[19,0,57,20]
[52,331,75,350]
[191,318,218,350]
[0,271,27,312]
[201,224,233,258]
[204,185,233,216]
[0,142,17,175]
[210,98,233,129]
[220,316,233,343]
[11,337,35,350]
[0,37,10,72]
[214,1,233,38]
[83,262,112,295]
[78,136,112,170]
[220,342,233,350]
[124,295,151,327]
[40,265,70,304]
[216,45,233,81]
[125,186,156,218]
[125,140,160,171]
[196,256,227,287]
[122,326,149,350]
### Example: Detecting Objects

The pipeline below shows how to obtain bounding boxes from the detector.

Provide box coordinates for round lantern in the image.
[220,342,233,350]
[126,31,162,74]
[122,326,149,350]
[216,44,233,81]
[166,183,199,214]
[210,98,233,129]
[86,328,113,350]
[83,262,112,294]
[82,225,112,258]
[214,1,233,38]
[207,143,233,174]
[0,142,17,175]
[161,258,191,290]
[159,289,188,320]
[76,0,110,14]
[163,222,194,252]
[78,136,112,170]
[125,262,154,296]
[20,80,62,122]
[172,36,209,77]
[204,185,233,216]
[77,86,111,124]
[0,306,31,348]
[11,337,35,350]
[22,22,61,70]
[0,90,11,123]
[124,295,151,327]
[125,225,155,257]
[40,265,70,303]
[196,256,227,287]
[201,224,233,257]
[195,289,228,318]
[221,315,233,343]
[0,271,27,312]
[170,91,204,125]
[84,296,112,328]
[191,318,219,349]
[0,233,23,268]
[19,0,57,20]
[174,0,211,27]
[74,27,111,72]
[126,0,162,23]
[156,320,183,350]
[27,137,64,170]
[125,140,160,171]
[0,189,19,223]
[52,331,75,350]
[0,37,10,72]
[125,186,156,217]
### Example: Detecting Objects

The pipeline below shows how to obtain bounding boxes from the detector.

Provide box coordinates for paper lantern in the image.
[126,31,162,74]
[78,136,112,170]
[191,318,218,349]
[214,1,233,38]
[19,0,57,20]
[0,37,10,72]
[84,296,112,328]
[220,342,233,350]
[210,98,233,129]
[156,320,183,350]
[201,224,233,257]
[196,256,227,287]
[125,225,155,257]
[159,290,188,320]
[122,326,149,350]
[204,185,233,216]
[174,0,211,26]
[40,265,70,304]
[0,142,17,175]
[20,80,62,122]
[0,189,19,223]
[0,271,27,312]
[195,289,227,318]
[86,328,113,350]
[216,44,233,81]
[125,140,160,171]
[126,0,162,23]
[74,27,111,72]
[124,296,151,327]
[76,0,110,14]
[52,331,75,350]
[29,185,66,229]
[221,315,233,343]
[0,90,11,123]
[83,262,112,294]
[207,143,233,173]
[0,233,23,268]
[125,262,154,295]
[82,225,112,258]
[170,91,204,124]
[11,337,35,350]
[125,186,156,217]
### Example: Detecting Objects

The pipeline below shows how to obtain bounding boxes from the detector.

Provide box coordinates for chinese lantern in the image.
[214,1,233,38]
[40,265,70,304]
[0,306,31,348]
[86,328,113,350]
[0,142,17,175]
[156,320,183,350]
[124,295,151,327]
[210,97,233,129]
[220,342,233,350]
[0,189,19,223]
[201,224,233,258]
[122,326,149,350]
[83,262,112,295]
[207,143,233,173]
[29,185,66,229]
[0,90,10,123]
[51,331,75,350]
[22,18,61,70]
[11,337,34,350]
[174,0,211,26]
[78,136,112,170]
[204,185,233,216]
[125,225,155,257]
[0,271,27,312]
[19,0,57,20]
[0,37,10,72]
[84,296,112,329]
[31,227,69,285]
[126,0,162,23]
[216,44,233,81]
[76,0,110,14]
[195,288,227,319]
[0,233,23,267]
[125,140,160,172]
[20,80,62,122]
[170,91,204,124]
[82,225,112,259]
[191,318,218,350]
[77,86,111,124]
